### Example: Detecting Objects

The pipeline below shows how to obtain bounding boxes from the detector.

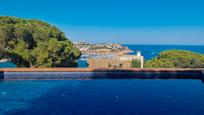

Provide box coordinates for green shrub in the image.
[145,50,204,68]
[0,16,81,67]
[131,59,141,68]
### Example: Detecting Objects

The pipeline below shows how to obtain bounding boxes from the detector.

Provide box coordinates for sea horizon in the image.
[1,0,204,113]
[75,41,204,46]
[123,44,204,46]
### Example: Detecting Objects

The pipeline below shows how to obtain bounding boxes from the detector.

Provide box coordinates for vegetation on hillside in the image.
[0,16,81,67]
[131,59,141,68]
[145,50,204,68]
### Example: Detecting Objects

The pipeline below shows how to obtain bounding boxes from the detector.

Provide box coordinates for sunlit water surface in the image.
[1,80,204,115]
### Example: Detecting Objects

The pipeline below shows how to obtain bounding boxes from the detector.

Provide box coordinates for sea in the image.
[126,44,204,60]
[78,45,204,67]
[1,45,204,68]
[0,62,16,68]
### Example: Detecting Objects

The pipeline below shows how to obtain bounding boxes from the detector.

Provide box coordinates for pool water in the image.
[1,80,204,115]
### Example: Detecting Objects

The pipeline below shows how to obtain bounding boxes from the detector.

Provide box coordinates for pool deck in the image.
[0,68,204,80]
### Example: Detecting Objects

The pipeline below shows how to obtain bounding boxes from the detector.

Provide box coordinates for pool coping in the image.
[1,68,204,72]
[0,68,204,80]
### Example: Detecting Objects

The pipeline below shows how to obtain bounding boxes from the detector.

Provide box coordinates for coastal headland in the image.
[74,41,132,56]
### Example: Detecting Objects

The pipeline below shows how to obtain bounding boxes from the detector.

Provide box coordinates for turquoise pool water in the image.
[1,79,204,115]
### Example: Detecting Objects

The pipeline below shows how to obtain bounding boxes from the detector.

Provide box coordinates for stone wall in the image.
[88,59,131,68]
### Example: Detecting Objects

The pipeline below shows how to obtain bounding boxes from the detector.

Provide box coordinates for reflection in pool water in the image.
[1,80,204,115]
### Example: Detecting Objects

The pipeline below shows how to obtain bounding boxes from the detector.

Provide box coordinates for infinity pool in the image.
[1,79,204,115]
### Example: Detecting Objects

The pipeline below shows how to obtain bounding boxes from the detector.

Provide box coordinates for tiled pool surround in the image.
[0,68,204,80]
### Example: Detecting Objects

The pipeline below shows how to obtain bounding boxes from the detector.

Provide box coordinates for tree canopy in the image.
[145,50,204,68]
[0,16,81,67]
[131,59,141,68]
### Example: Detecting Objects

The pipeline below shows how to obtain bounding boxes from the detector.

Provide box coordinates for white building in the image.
[117,51,144,68]
[0,59,9,63]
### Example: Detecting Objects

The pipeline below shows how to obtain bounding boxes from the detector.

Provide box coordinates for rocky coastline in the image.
[74,41,133,56]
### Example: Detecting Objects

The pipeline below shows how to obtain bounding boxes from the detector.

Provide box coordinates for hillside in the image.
[145,50,204,68]
[74,41,132,55]
[0,16,81,67]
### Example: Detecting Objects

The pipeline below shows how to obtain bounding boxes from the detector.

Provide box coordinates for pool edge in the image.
[0,68,204,80]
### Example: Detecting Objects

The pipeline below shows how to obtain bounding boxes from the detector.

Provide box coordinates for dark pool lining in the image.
[0,69,203,80]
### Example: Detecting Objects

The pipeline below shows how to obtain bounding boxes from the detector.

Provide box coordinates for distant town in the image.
[74,41,144,68]
[1,17,204,69]
[74,41,132,55]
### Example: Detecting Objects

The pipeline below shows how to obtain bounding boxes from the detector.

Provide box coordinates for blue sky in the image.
[1,0,204,45]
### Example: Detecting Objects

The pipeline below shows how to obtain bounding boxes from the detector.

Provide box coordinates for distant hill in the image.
[74,42,132,55]
[145,50,204,68]
[0,16,81,67]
